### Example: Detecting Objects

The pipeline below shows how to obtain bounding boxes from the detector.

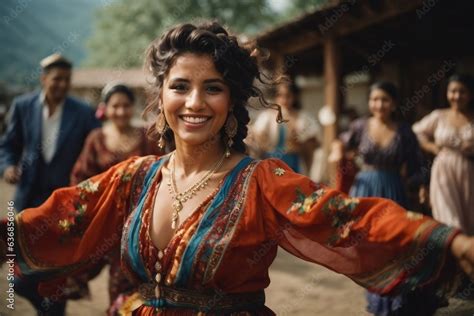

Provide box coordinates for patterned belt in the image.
[138,283,265,312]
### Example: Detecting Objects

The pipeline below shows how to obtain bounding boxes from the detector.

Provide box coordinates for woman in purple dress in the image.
[340,82,433,315]
[341,82,425,209]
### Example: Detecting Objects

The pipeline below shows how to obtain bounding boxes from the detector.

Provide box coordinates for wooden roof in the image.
[256,0,474,76]
[257,0,423,53]
[71,68,151,88]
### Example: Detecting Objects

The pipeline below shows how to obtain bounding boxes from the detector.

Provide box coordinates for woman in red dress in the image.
[71,83,160,185]
[70,83,162,314]
[2,22,474,315]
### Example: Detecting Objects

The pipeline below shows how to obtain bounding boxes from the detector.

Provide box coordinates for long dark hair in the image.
[143,21,280,153]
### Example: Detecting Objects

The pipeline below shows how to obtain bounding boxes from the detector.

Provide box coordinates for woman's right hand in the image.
[3,165,21,184]
[416,134,441,156]
[428,142,441,155]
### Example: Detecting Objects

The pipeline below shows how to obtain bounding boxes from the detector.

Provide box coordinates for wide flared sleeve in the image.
[257,158,461,296]
[412,110,441,141]
[7,156,149,297]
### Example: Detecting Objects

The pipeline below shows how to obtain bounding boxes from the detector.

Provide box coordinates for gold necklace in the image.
[167,151,226,229]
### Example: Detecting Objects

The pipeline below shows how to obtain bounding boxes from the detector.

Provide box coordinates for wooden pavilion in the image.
[255,0,474,180]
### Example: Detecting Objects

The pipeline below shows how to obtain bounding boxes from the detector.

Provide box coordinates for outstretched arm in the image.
[257,159,468,297]
[1,156,151,297]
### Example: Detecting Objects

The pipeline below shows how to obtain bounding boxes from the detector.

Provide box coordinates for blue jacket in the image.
[0,91,101,211]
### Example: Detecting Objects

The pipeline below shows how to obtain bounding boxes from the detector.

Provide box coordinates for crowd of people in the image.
[0,21,473,316]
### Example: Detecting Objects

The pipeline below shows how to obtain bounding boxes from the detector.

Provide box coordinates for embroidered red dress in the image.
[6,155,461,315]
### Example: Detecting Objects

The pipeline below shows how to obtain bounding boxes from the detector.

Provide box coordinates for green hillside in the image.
[0,0,101,86]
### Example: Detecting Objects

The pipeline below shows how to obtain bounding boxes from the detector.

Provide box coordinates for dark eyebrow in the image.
[168,78,189,83]
[168,77,226,85]
[203,79,226,85]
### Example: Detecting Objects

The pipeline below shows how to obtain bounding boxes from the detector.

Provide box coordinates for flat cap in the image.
[40,53,72,69]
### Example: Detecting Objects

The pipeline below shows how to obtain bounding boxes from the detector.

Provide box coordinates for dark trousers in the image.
[16,157,68,315]
[15,277,67,316]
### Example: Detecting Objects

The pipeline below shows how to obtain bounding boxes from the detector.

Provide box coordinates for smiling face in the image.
[41,67,71,104]
[447,81,472,111]
[105,92,134,129]
[161,53,231,148]
[368,88,395,121]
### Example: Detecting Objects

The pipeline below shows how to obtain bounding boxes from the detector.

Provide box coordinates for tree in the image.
[283,0,331,20]
[86,0,277,67]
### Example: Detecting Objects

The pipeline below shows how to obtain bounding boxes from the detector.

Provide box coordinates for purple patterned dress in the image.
[341,118,435,316]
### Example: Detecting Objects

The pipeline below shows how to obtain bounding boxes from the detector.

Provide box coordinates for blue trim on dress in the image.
[127,158,167,281]
[174,157,253,286]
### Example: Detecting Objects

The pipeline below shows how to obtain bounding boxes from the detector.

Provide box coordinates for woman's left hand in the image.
[451,234,474,280]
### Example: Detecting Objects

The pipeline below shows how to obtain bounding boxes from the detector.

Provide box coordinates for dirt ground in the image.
[1,180,473,316]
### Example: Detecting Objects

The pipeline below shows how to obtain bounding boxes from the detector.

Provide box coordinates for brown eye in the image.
[170,83,187,92]
[206,86,223,93]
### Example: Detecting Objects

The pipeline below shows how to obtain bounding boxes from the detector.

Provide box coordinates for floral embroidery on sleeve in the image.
[287,187,326,215]
[58,203,87,236]
[322,194,360,246]
[54,157,145,244]
[77,179,100,200]
[58,179,101,241]
[273,167,285,176]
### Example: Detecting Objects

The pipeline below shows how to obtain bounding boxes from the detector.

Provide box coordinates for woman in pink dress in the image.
[413,74,474,235]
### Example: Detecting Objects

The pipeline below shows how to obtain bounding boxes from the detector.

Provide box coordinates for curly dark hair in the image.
[142,21,281,153]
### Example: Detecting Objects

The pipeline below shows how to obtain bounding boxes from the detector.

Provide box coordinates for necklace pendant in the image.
[172,199,183,213]
[168,151,227,230]
[171,216,178,230]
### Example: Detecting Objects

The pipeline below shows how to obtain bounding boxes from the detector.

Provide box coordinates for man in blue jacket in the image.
[0,53,100,315]
[0,53,100,211]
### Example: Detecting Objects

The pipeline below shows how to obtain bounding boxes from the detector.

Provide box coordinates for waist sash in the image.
[138,284,265,312]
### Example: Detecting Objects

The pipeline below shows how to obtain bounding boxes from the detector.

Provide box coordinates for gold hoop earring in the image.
[224,111,238,157]
[156,111,168,149]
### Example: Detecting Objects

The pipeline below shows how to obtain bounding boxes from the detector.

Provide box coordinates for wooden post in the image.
[323,35,343,186]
